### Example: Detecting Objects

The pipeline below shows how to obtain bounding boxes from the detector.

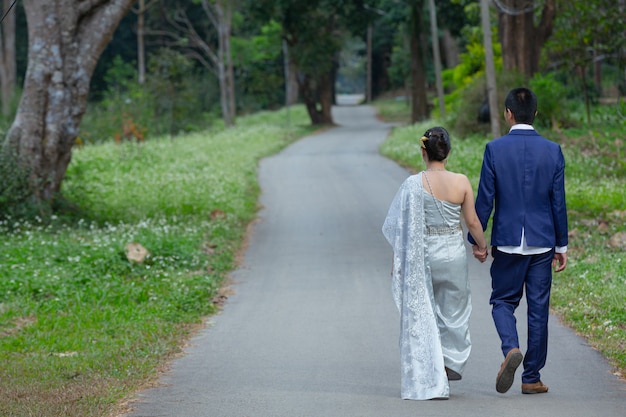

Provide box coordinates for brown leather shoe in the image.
[445,367,462,381]
[495,348,523,393]
[522,380,549,394]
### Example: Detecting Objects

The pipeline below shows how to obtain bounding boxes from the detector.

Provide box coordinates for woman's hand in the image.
[472,245,488,263]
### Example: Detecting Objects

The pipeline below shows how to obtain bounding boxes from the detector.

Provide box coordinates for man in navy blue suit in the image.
[469,87,568,395]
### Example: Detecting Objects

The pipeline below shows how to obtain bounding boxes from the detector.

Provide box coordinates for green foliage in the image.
[231,21,285,111]
[443,38,502,92]
[546,0,625,71]
[528,72,570,129]
[387,26,410,91]
[80,57,155,144]
[446,70,524,137]
[0,105,312,416]
[0,148,36,220]
[372,97,411,123]
[147,49,211,136]
[80,53,219,144]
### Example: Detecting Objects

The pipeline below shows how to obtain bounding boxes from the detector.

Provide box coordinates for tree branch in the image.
[131,0,159,14]
[200,0,219,29]
[165,8,219,66]
[77,0,110,17]
[536,0,556,45]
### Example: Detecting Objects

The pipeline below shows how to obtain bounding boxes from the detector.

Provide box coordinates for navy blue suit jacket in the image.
[469,129,568,249]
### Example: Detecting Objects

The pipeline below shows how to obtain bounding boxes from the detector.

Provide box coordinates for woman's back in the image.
[423,193,461,228]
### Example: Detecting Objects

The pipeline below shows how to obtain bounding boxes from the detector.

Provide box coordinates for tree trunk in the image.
[298,72,334,125]
[428,0,445,117]
[287,56,299,105]
[215,0,235,126]
[498,0,556,78]
[137,0,146,84]
[282,42,299,106]
[223,2,235,124]
[481,0,500,138]
[409,0,429,123]
[0,0,16,117]
[4,0,135,202]
[441,30,460,68]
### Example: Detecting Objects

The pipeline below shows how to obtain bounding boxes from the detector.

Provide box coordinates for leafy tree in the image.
[246,0,375,125]
[3,0,136,207]
[231,20,286,111]
[147,48,205,136]
[152,0,237,126]
[380,0,472,122]
[545,0,626,122]
[376,0,428,122]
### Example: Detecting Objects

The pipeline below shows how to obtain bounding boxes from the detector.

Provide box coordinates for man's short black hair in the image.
[504,88,537,124]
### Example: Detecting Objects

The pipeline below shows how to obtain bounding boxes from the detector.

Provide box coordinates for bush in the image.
[0,148,37,220]
[80,53,221,144]
[529,72,571,129]
[447,70,524,137]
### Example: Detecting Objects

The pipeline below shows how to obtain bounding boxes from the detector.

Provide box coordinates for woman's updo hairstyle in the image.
[420,127,451,162]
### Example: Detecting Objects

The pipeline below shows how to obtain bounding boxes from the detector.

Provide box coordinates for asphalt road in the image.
[123,105,625,417]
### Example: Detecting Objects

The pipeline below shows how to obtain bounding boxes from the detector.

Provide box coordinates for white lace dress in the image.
[382,172,471,400]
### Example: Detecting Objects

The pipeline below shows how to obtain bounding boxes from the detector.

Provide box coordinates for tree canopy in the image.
[1,0,624,208]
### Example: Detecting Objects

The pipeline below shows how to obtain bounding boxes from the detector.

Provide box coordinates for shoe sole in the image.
[522,386,549,394]
[496,351,523,393]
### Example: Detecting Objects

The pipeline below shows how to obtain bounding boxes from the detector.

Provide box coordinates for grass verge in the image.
[0,106,314,417]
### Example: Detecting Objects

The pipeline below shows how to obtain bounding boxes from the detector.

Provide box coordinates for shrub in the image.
[529,72,570,129]
[0,148,37,220]
[447,70,524,137]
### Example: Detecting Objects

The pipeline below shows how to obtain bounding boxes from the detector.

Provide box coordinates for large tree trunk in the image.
[4,0,135,202]
[0,0,16,117]
[498,0,556,78]
[409,0,429,123]
[298,72,334,125]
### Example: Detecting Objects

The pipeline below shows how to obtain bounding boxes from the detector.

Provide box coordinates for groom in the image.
[469,87,569,395]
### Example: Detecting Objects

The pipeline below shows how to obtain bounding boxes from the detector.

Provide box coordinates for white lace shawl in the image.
[382,173,449,400]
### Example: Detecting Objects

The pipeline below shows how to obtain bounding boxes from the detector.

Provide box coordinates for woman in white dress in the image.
[382,127,488,400]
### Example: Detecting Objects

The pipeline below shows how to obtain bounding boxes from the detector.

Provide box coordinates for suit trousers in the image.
[489,248,554,384]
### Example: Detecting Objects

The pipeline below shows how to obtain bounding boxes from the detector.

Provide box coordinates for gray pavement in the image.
[123,105,625,417]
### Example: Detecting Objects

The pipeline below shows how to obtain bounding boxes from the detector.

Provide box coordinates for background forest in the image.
[0,0,624,159]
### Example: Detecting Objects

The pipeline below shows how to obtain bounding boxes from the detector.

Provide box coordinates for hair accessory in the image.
[420,135,429,149]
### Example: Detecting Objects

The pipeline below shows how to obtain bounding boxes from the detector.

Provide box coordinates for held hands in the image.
[472,245,488,263]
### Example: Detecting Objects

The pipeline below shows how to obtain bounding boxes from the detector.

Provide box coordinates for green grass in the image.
[0,105,313,417]
[376,98,626,379]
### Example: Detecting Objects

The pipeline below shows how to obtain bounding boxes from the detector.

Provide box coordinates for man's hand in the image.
[472,245,488,263]
[553,252,568,272]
